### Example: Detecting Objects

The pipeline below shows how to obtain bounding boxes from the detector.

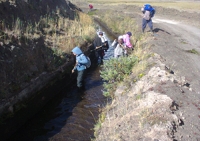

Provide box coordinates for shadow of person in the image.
[153,28,171,35]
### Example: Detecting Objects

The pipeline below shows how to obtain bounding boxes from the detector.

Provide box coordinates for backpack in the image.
[81,54,91,68]
[144,4,155,17]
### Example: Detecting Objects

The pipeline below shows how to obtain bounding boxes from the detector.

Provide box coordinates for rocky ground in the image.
[74,1,200,141]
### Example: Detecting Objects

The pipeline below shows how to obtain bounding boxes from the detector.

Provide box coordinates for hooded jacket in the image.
[72,47,88,71]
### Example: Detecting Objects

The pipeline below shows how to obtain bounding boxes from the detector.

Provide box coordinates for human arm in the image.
[72,61,78,73]
[111,39,117,47]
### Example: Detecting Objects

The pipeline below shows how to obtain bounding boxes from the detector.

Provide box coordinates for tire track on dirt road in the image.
[150,16,200,94]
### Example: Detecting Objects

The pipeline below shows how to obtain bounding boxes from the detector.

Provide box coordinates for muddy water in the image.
[8,27,115,141]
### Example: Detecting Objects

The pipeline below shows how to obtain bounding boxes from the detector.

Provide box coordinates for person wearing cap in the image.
[123,32,132,48]
[113,36,126,58]
[98,31,109,51]
[93,31,107,65]
[71,46,88,91]
[122,32,133,55]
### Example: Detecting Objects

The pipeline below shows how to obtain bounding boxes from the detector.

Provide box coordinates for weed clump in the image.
[186,49,199,55]
[100,55,138,98]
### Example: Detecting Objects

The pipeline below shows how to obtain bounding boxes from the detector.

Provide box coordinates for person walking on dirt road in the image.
[71,46,88,91]
[141,4,155,33]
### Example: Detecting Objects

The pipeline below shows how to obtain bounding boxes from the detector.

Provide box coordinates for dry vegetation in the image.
[91,8,160,139]
[87,0,200,12]
[94,28,182,140]
[86,1,200,140]
[0,0,96,99]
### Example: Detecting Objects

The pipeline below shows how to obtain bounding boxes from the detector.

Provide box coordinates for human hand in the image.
[72,69,74,73]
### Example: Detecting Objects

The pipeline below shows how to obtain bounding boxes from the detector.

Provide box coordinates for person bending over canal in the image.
[122,31,133,55]
[112,36,127,58]
[72,46,88,91]
[93,31,107,65]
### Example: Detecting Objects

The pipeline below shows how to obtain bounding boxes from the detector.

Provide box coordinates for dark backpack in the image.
[150,8,155,17]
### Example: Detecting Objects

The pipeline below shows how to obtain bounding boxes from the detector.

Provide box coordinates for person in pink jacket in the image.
[123,32,132,48]
[122,32,133,55]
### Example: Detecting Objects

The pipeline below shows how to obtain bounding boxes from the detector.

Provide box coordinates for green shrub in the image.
[100,56,138,97]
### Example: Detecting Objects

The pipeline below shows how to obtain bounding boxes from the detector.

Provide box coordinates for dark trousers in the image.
[96,50,104,64]
[77,69,86,88]
[142,18,153,32]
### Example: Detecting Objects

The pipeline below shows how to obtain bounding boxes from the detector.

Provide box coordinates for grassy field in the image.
[87,0,200,11]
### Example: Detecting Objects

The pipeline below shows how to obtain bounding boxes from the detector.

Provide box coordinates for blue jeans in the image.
[77,69,86,88]
[142,18,153,32]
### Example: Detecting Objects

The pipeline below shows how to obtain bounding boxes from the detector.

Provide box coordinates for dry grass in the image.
[0,3,96,97]
[132,39,150,73]
[139,108,167,128]
[96,10,137,34]
[87,0,200,11]
[39,12,95,54]
[0,11,96,55]
[94,14,153,140]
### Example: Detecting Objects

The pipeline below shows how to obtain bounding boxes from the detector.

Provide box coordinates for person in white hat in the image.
[112,35,127,58]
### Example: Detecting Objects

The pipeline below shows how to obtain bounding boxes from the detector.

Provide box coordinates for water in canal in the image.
[7,27,115,141]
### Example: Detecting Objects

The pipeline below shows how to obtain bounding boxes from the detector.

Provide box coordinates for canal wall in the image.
[0,44,97,140]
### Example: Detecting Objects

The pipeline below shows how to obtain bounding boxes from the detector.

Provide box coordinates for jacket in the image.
[143,10,151,20]
[114,43,126,58]
[72,47,88,71]
[93,35,102,48]
[123,34,132,48]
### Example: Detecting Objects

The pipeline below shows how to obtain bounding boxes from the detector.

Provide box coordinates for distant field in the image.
[87,0,200,11]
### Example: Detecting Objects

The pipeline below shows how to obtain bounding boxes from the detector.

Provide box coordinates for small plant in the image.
[87,9,98,16]
[180,40,188,44]
[94,112,106,137]
[186,49,199,55]
[138,73,144,78]
[136,94,142,100]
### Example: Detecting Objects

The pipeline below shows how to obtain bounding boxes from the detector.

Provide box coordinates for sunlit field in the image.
[87,0,200,12]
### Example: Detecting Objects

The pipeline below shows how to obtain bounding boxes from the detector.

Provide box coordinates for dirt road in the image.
[148,15,200,140]
[127,5,200,139]
[151,16,200,93]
